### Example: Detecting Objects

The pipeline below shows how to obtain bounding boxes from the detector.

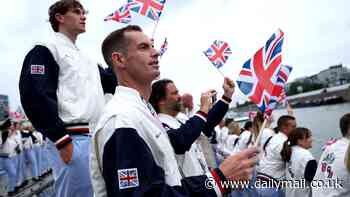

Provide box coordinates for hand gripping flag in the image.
[203,40,232,69]
[127,0,166,21]
[159,37,168,58]
[104,4,132,24]
[237,29,285,112]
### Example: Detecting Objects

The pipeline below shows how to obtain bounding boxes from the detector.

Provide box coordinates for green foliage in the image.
[287,81,324,95]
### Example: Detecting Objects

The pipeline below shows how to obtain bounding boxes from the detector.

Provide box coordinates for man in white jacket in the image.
[149,78,234,177]
[312,113,350,197]
[90,25,260,197]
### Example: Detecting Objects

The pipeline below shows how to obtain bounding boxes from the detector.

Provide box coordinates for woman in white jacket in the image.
[281,127,316,197]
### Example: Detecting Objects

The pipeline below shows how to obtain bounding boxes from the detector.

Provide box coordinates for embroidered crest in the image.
[118,168,139,190]
[30,65,45,75]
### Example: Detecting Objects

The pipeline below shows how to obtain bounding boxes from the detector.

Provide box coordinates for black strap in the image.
[233,137,239,147]
[263,136,274,156]
[246,133,253,146]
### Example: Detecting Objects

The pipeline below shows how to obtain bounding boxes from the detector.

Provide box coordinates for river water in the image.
[272,103,350,160]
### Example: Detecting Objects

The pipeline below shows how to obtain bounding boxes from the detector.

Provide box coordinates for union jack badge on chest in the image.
[118,168,139,190]
[30,65,45,75]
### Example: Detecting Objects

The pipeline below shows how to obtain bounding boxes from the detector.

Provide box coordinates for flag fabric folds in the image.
[237,29,285,113]
[104,4,132,24]
[127,0,166,21]
[203,40,232,69]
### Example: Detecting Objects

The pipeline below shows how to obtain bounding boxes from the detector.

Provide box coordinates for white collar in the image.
[277,132,288,140]
[113,86,155,113]
[55,32,79,50]
[114,86,143,103]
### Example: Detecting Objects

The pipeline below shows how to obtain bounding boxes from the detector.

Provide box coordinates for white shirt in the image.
[0,133,20,157]
[312,137,350,197]
[159,113,208,177]
[286,146,314,197]
[234,130,255,153]
[259,128,276,148]
[258,132,288,180]
[42,33,105,130]
[225,134,239,154]
[215,126,229,156]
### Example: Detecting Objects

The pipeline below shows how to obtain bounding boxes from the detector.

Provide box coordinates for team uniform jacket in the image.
[285,145,317,197]
[91,86,230,197]
[19,33,116,148]
[258,132,288,180]
[159,97,230,177]
[224,134,239,154]
[0,133,19,157]
[233,130,255,154]
[312,137,350,197]
[159,113,209,177]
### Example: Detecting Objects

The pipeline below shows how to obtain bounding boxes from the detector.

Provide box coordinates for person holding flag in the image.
[91,25,260,197]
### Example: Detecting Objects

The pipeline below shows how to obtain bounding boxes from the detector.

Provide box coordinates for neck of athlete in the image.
[60,29,79,44]
[159,107,178,118]
[118,78,152,101]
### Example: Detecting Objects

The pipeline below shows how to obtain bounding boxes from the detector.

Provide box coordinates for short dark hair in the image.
[340,113,350,137]
[277,115,295,129]
[101,25,143,68]
[243,121,253,131]
[149,79,173,113]
[48,0,84,32]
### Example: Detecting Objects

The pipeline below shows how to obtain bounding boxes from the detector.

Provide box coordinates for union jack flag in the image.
[203,40,232,69]
[30,65,45,75]
[159,37,168,58]
[237,29,285,112]
[127,0,166,21]
[269,64,293,109]
[276,89,287,104]
[118,168,139,189]
[104,4,132,24]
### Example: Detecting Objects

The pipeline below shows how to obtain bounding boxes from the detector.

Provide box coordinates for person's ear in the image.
[55,13,64,23]
[111,52,126,69]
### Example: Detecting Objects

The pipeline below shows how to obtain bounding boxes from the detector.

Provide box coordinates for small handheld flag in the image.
[237,29,285,113]
[159,37,168,58]
[127,0,166,21]
[203,40,232,69]
[104,4,132,24]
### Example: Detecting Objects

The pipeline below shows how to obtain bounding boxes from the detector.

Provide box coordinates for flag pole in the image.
[151,0,166,39]
[216,68,225,78]
[151,18,160,39]
[254,118,267,147]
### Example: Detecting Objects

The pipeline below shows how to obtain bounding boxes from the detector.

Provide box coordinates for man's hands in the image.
[59,142,73,164]
[199,77,234,113]
[199,90,216,114]
[223,77,235,99]
[219,147,259,182]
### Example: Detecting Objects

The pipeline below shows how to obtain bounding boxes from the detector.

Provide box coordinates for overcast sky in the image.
[1,0,350,110]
